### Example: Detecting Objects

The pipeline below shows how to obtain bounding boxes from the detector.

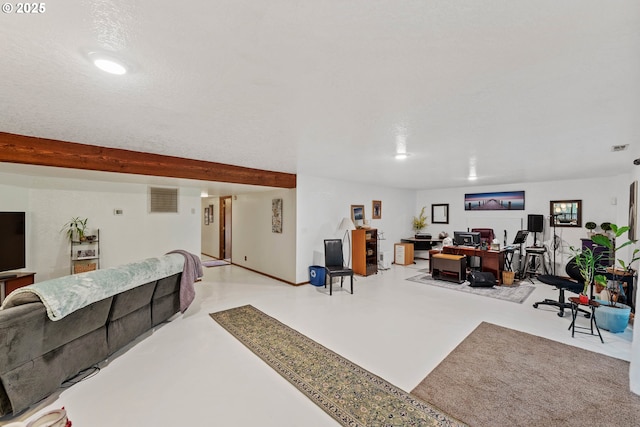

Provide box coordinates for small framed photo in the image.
[204,207,210,225]
[351,205,365,227]
[209,204,214,223]
[372,200,382,219]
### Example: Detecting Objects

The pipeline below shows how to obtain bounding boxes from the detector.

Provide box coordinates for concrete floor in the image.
[8,260,633,426]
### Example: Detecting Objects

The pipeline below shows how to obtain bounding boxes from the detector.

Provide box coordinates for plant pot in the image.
[579,293,589,304]
[594,299,631,333]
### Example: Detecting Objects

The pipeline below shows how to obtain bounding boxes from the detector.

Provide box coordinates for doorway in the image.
[219,196,232,260]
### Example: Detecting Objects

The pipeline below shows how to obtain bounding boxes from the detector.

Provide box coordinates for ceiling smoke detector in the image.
[611,144,629,152]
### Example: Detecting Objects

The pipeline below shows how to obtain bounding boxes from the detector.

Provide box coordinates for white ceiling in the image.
[1,1,640,192]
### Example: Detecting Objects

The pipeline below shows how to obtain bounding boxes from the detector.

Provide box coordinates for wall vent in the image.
[149,187,178,213]
[611,144,629,152]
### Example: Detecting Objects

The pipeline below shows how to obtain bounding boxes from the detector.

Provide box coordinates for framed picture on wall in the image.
[372,200,382,219]
[351,205,365,227]
[209,204,214,223]
[272,198,283,233]
[204,207,210,225]
[464,191,525,211]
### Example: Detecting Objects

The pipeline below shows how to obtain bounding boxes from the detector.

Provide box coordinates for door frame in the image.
[219,195,232,259]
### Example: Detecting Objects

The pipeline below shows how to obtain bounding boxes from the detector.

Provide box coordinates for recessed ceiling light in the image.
[395,153,410,160]
[93,58,127,75]
[87,51,128,75]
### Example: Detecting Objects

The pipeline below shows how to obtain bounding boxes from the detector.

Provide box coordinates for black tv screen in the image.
[0,212,26,272]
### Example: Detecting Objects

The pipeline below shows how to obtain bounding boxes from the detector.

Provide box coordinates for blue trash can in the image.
[309,266,325,287]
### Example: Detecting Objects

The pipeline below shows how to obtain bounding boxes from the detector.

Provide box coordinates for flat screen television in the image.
[0,212,26,277]
[453,231,481,247]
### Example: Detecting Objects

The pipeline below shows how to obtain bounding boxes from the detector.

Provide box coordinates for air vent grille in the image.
[149,187,178,213]
[611,144,629,152]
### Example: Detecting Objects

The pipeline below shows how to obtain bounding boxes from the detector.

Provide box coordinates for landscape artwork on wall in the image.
[464,191,525,211]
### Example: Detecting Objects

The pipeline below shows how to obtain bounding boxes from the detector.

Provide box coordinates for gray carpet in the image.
[406,273,535,304]
[411,322,640,427]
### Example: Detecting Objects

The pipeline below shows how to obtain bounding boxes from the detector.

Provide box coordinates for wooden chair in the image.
[324,239,354,295]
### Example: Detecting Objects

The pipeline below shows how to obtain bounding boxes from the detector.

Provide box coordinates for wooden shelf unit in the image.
[352,228,378,276]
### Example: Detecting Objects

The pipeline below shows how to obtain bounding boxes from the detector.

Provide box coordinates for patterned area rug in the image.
[406,273,535,304]
[210,305,466,427]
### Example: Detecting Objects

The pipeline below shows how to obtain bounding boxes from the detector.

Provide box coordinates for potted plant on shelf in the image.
[585,221,597,237]
[412,206,427,234]
[570,245,605,304]
[591,223,638,333]
[61,217,88,242]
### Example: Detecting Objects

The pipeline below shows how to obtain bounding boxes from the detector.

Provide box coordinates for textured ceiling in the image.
[1,0,639,191]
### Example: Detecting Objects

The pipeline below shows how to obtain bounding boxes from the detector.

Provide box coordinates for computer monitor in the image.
[453,231,481,247]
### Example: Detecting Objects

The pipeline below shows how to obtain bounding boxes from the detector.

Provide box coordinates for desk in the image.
[442,246,505,284]
[400,238,442,251]
[0,272,36,304]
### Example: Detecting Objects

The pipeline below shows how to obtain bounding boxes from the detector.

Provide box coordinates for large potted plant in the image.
[591,224,638,333]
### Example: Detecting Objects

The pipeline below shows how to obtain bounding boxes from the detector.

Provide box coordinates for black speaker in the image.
[527,214,544,232]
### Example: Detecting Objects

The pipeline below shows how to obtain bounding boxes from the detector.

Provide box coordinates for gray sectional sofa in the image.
[0,254,191,416]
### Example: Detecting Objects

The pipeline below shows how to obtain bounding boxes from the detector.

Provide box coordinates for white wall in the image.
[296,174,417,284]
[416,175,629,272]
[232,188,297,283]
[0,171,202,282]
[628,165,640,394]
[201,196,220,258]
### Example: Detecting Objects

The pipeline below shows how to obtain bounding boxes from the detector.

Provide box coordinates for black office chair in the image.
[324,239,354,295]
[534,257,590,317]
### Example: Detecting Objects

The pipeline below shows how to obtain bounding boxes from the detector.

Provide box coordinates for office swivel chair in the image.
[323,239,354,295]
[471,228,495,245]
[534,257,590,317]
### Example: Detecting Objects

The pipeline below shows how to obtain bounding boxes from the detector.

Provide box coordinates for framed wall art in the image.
[372,200,382,219]
[550,200,582,228]
[431,203,449,224]
[204,207,210,225]
[351,205,364,227]
[464,191,525,211]
[272,198,283,233]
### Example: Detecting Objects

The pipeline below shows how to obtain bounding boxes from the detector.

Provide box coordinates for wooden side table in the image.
[568,297,603,343]
[0,272,36,304]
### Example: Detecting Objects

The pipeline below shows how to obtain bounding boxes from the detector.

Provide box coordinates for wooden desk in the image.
[400,238,442,251]
[0,272,36,304]
[442,246,505,284]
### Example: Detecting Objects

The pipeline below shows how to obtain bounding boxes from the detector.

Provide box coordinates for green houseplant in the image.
[412,206,427,233]
[590,224,638,333]
[592,224,639,306]
[570,245,606,303]
[61,217,88,242]
[585,221,597,236]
